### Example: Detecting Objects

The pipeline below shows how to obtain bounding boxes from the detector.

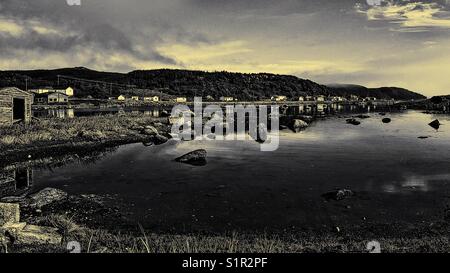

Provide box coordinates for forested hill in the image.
[0,67,425,100]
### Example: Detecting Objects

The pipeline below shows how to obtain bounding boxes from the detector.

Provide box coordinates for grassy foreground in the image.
[2,214,448,253]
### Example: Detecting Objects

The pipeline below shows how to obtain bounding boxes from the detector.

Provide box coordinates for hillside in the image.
[0,67,425,100]
[326,84,426,100]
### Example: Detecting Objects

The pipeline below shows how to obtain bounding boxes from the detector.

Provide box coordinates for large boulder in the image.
[12,224,62,245]
[0,203,20,226]
[175,149,207,166]
[24,188,68,208]
[290,119,309,132]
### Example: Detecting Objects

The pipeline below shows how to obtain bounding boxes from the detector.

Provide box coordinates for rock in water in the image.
[290,119,308,132]
[322,189,355,201]
[346,118,361,126]
[382,118,391,124]
[143,134,169,146]
[429,119,441,130]
[175,149,207,166]
[25,188,68,208]
[141,125,158,136]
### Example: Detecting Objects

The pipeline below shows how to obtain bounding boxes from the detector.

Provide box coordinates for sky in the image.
[1,0,450,96]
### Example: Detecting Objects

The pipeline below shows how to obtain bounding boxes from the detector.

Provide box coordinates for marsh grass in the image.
[0,113,167,151]
[16,214,449,253]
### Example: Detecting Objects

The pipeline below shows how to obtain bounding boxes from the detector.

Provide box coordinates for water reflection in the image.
[32,103,390,119]
[0,168,33,197]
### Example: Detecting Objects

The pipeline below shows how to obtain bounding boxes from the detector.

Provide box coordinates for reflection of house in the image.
[220,97,234,102]
[144,96,159,102]
[0,87,33,126]
[330,96,344,102]
[271,96,287,102]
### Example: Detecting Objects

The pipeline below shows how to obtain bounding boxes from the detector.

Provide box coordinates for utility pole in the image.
[25,78,28,91]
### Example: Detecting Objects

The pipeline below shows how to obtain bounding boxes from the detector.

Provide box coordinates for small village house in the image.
[144,96,159,102]
[271,95,287,102]
[176,97,187,103]
[315,95,325,102]
[0,87,33,126]
[117,95,126,101]
[131,96,140,101]
[220,97,234,102]
[305,96,314,101]
[299,96,305,102]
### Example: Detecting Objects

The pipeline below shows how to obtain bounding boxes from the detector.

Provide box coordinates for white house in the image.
[220,97,234,102]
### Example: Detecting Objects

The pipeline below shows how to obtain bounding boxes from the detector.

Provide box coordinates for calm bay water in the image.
[7,110,450,232]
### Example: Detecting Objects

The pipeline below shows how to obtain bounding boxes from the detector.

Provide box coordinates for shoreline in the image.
[2,110,450,253]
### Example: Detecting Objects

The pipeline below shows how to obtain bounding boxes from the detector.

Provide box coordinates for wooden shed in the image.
[0,87,33,126]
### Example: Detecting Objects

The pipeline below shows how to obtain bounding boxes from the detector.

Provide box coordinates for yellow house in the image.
[117,95,126,101]
[65,87,74,97]
[299,96,305,102]
[131,96,139,101]
[176,97,187,103]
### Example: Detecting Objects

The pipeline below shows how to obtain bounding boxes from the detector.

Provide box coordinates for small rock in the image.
[346,118,361,126]
[175,149,207,166]
[141,125,158,136]
[322,189,355,201]
[429,119,441,130]
[382,118,391,124]
[143,134,169,146]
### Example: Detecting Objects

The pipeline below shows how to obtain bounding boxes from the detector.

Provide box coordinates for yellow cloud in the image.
[0,18,24,36]
[157,41,252,64]
[358,2,450,31]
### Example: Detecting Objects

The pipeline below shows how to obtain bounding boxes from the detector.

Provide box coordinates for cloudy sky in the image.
[1,0,450,96]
